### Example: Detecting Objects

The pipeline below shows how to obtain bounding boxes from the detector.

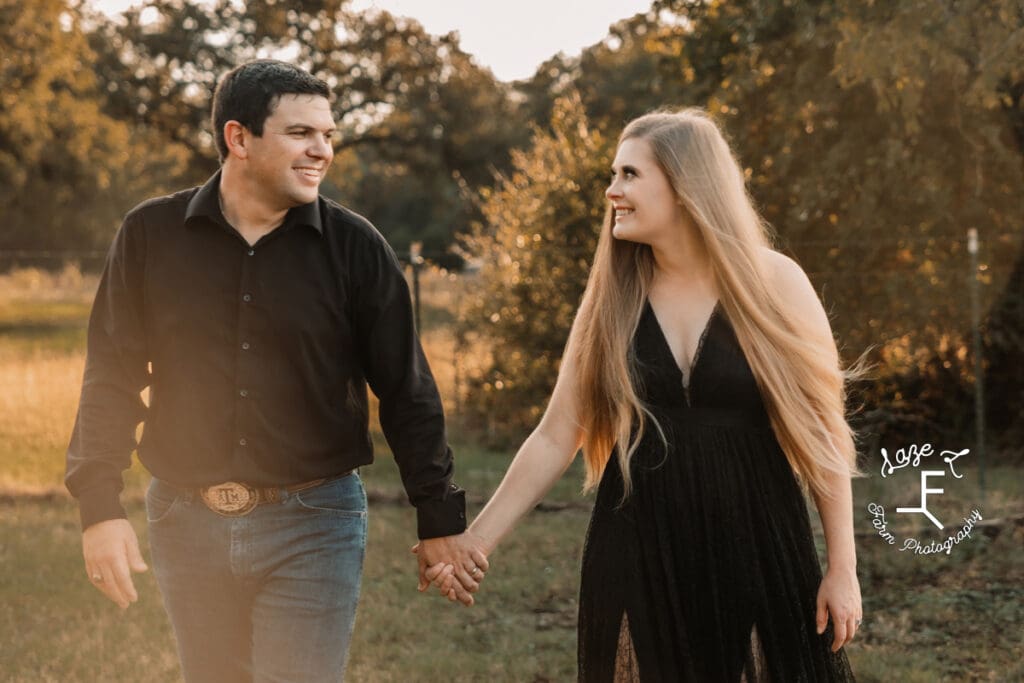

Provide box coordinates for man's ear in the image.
[223,120,249,160]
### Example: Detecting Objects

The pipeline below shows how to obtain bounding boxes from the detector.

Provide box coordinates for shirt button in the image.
[242,294,252,302]
[238,437,247,446]
[241,341,251,350]
[239,389,248,398]
[247,249,255,256]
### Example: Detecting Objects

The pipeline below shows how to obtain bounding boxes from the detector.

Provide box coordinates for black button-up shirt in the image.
[65,172,466,539]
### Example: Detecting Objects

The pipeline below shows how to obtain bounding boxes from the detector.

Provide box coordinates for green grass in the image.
[2,276,1023,681]
[0,491,589,683]
[3,454,1021,681]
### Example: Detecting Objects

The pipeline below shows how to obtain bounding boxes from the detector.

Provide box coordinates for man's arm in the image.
[66,212,151,606]
[418,311,587,602]
[350,231,475,599]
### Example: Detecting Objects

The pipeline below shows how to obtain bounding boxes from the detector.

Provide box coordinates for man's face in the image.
[244,93,336,208]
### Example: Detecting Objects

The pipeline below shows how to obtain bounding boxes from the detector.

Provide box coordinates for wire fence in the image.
[2,230,1019,407]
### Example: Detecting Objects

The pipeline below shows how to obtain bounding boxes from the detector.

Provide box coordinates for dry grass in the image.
[2,266,1023,681]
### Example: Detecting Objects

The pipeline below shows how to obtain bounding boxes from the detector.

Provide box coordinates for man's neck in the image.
[218,168,290,246]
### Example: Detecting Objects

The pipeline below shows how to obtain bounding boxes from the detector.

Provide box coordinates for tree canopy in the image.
[2,0,1020,448]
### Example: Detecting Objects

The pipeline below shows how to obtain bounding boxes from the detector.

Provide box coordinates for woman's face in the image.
[605,137,690,245]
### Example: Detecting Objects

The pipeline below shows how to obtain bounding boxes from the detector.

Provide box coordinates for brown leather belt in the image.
[197,471,354,517]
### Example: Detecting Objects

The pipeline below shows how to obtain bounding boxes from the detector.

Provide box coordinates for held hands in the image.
[411,530,491,606]
[82,518,149,609]
[815,565,862,652]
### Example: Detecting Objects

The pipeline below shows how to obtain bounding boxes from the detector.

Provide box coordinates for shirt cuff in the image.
[415,486,467,539]
[77,485,128,531]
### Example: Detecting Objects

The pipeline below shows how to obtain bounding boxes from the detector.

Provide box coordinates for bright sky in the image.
[90,0,652,82]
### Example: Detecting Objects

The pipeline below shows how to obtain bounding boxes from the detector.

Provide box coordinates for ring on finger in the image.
[471,566,483,577]
[91,573,104,583]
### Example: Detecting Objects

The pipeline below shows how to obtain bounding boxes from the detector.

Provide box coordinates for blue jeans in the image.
[146,473,368,683]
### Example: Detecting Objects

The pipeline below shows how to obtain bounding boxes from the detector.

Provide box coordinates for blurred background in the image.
[1,0,1022,681]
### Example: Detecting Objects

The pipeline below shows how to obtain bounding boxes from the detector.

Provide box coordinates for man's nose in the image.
[310,135,333,159]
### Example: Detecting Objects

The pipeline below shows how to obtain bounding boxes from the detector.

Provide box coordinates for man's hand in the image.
[412,531,490,606]
[82,518,148,609]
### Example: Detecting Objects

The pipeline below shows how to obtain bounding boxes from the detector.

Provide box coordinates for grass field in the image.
[1,266,1022,681]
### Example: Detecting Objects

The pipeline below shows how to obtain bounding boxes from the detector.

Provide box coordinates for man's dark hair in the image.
[211,60,331,162]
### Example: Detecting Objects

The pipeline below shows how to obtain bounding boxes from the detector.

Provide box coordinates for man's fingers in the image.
[439,574,474,605]
[93,566,129,608]
[448,585,473,606]
[417,556,429,592]
[438,567,457,595]
[126,535,148,573]
[455,585,474,606]
[433,564,454,588]
[110,552,138,606]
[423,563,447,583]
[82,519,145,609]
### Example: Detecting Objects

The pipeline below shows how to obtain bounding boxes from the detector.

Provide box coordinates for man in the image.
[65,60,487,682]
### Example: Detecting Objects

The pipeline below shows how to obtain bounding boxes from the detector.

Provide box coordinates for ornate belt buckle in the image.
[200,481,258,516]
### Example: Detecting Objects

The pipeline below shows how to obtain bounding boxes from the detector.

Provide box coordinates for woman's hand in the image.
[816,565,862,652]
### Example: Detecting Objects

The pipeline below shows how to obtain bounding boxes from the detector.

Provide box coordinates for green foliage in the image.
[465,0,1024,449]
[0,1,134,250]
[83,0,527,259]
[457,93,609,439]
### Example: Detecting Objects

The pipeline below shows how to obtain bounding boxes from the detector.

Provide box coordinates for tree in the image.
[823,0,1024,448]
[0,0,147,251]
[639,0,1024,447]
[457,93,609,438]
[463,0,1024,448]
[84,0,524,258]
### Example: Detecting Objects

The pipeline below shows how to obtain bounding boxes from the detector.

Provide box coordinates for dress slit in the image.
[577,302,855,681]
[740,625,770,683]
[613,612,640,683]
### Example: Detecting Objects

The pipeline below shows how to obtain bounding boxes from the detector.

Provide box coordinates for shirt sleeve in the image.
[351,232,466,539]
[65,211,150,530]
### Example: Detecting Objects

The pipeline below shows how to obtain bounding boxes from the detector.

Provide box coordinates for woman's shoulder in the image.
[757,247,814,301]
[757,247,834,337]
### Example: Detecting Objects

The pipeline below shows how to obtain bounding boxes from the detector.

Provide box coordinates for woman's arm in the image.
[769,249,862,651]
[470,334,586,553]
[418,326,586,601]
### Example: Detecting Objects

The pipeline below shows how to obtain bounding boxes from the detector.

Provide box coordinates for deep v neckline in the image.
[645,298,721,392]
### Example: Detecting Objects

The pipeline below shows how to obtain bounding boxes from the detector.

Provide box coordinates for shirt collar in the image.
[185,170,324,235]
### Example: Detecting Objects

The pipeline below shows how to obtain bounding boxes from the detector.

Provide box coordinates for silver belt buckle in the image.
[200,481,258,516]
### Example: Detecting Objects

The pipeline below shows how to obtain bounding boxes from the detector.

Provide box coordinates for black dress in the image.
[577,300,855,682]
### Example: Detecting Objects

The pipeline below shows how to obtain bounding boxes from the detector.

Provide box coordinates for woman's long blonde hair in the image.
[569,107,862,500]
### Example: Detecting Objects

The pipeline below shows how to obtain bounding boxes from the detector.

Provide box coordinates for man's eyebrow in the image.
[283,124,338,133]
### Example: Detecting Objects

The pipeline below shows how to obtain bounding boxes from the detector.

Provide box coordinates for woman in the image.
[428,108,861,681]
